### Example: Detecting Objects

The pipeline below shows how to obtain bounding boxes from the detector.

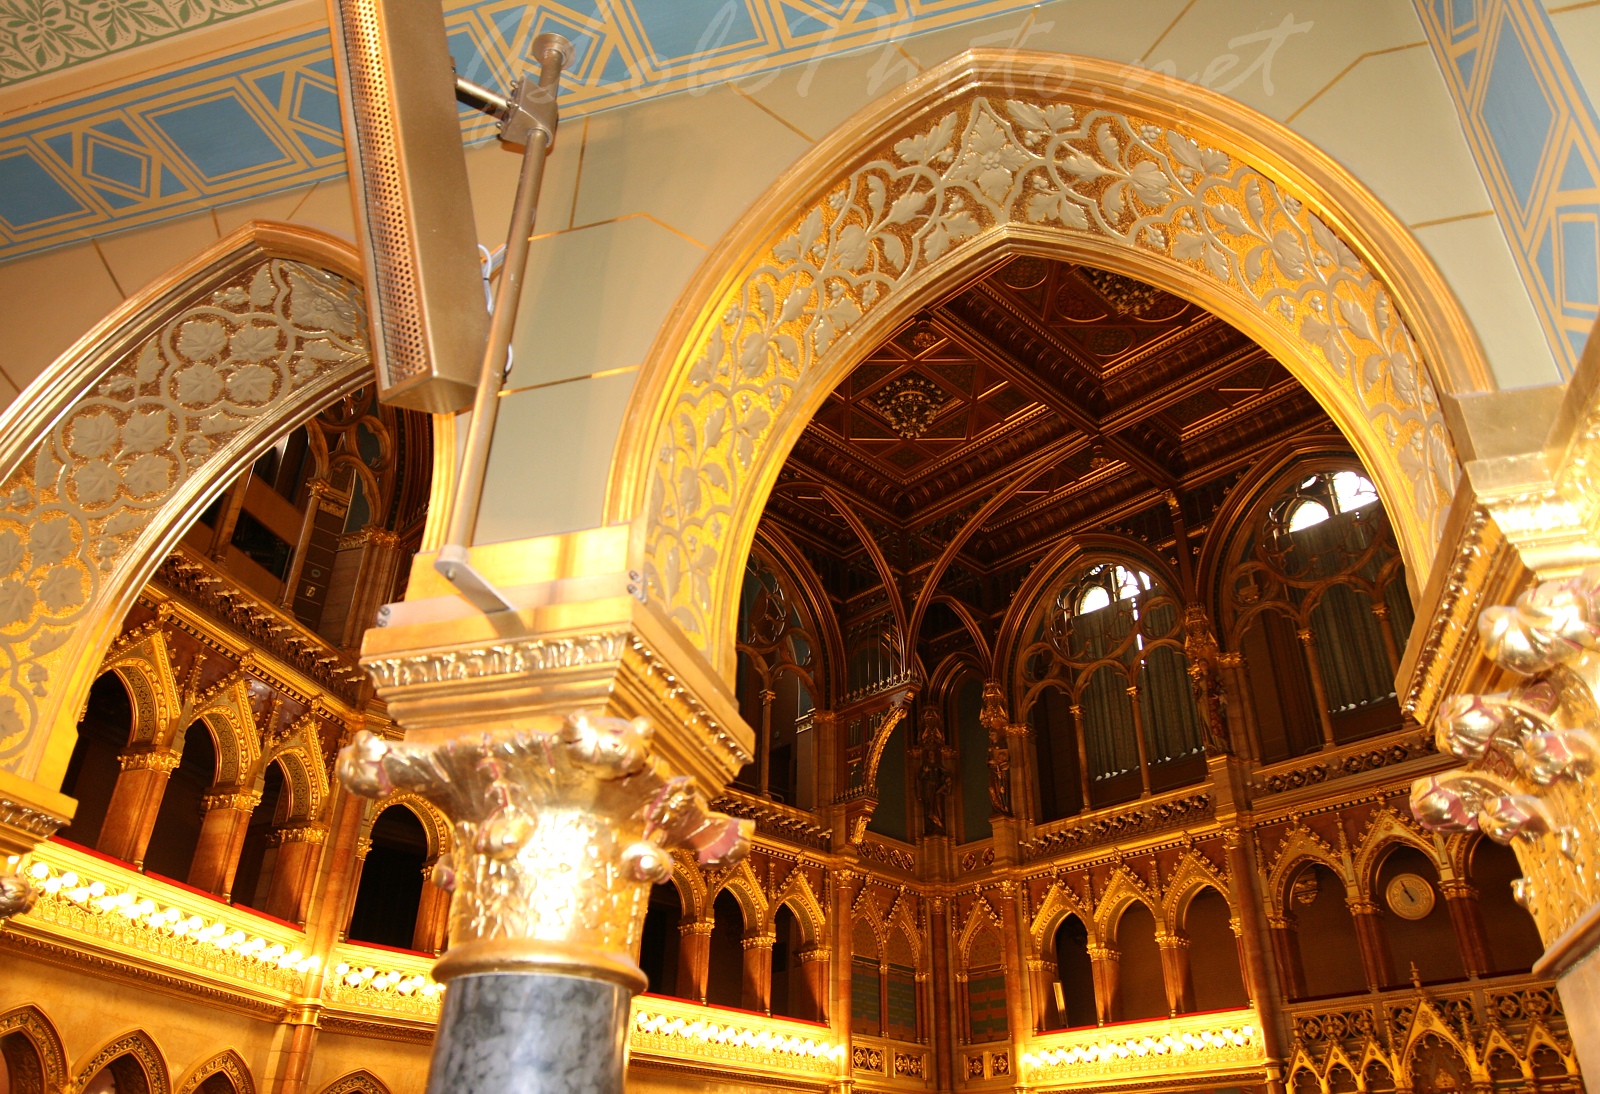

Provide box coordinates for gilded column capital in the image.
[200,789,262,812]
[679,920,716,938]
[797,945,831,964]
[276,824,329,846]
[119,748,182,773]
[337,711,750,991]
[741,933,776,951]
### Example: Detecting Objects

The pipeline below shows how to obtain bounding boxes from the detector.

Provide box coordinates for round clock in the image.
[1385,873,1436,920]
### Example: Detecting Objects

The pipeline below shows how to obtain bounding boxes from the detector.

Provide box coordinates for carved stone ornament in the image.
[336,711,751,989]
[641,86,1458,663]
[1411,567,1600,945]
[0,251,370,777]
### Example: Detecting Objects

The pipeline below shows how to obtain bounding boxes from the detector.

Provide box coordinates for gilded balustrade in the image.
[1020,1008,1265,1090]
[4,840,313,1010]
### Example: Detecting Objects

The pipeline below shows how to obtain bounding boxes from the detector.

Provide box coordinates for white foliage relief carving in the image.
[0,259,367,771]
[645,97,1457,649]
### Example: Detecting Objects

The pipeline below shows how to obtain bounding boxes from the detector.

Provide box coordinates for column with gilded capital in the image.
[1156,932,1193,1016]
[188,788,262,897]
[676,920,713,1002]
[797,944,831,1023]
[265,822,327,923]
[346,565,754,1093]
[1087,944,1120,1024]
[1348,900,1395,990]
[742,932,775,1013]
[1440,879,1491,977]
[96,746,181,866]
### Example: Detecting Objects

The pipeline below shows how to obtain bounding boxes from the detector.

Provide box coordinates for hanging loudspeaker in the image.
[328,0,488,413]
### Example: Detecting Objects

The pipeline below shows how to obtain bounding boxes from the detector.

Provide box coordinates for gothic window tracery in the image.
[1221,462,1411,761]
[1020,557,1205,809]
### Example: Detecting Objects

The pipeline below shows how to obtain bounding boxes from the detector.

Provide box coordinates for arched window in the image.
[638,881,683,998]
[142,720,217,881]
[705,890,744,1008]
[1375,845,1463,986]
[770,903,816,1021]
[964,924,1007,1042]
[231,761,288,912]
[884,927,918,1041]
[186,385,431,643]
[1051,914,1096,1029]
[1222,464,1410,760]
[1470,839,1544,973]
[1029,685,1081,822]
[733,550,821,806]
[1285,863,1366,998]
[852,919,882,1036]
[56,672,133,850]
[1115,903,1167,1021]
[1184,888,1248,1011]
[1020,559,1205,809]
[347,805,427,950]
[80,1055,153,1094]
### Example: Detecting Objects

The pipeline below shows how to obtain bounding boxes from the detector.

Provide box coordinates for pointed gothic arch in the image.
[315,1071,391,1094]
[71,1028,170,1094]
[175,1049,254,1094]
[0,221,445,792]
[607,50,1492,681]
[0,1004,68,1094]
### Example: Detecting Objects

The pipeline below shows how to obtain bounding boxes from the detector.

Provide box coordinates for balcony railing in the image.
[1021,1008,1264,1089]
[12,840,313,1005]
[629,994,842,1078]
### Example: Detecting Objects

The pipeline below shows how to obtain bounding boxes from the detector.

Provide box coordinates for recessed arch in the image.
[315,1071,391,1094]
[175,1049,254,1094]
[0,1004,68,1094]
[0,220,446,789]
[71,1029,169,1094]
[608,50,1490,681]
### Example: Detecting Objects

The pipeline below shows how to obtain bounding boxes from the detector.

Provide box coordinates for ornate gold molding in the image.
[0,221,374,790]
[1412,568,1600,949]
[604,51,1491,679]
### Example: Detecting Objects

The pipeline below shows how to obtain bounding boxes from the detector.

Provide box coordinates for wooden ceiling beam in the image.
[931,305,1180,489]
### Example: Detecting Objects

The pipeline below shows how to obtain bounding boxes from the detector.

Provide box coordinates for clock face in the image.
[1385,873,1436,920]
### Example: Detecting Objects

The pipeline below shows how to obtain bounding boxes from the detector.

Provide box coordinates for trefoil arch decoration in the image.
[70,1028,170,1094]
[0,1003,69,1094]
[0,221,388,788]
[608,50,1493,681]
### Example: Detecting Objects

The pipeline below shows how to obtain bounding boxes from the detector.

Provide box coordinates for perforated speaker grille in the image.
[336,0,427,386]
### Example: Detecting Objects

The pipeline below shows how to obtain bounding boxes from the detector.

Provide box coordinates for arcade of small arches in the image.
[45,377,453,957]
[0,1002,390,1094]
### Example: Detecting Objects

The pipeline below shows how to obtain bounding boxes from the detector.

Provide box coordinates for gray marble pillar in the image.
[426,973,632,1093]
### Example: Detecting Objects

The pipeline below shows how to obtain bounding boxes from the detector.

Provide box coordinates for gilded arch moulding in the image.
[0,221,398,789]
[606,50,1492,681]
[176,1049,255,1094]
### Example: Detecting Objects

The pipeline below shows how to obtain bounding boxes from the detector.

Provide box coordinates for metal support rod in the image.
[455,74,509,117]
[436,34,572,613]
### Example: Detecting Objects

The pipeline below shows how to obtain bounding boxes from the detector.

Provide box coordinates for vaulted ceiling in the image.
[759,255,1345,651]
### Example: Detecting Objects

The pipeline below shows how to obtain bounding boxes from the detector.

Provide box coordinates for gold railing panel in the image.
[10,841,311,1002]
[1022,1007,1264,1089]
[629,994,843,1078]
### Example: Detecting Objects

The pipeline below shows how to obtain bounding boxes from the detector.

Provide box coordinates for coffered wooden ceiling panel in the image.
[761,255,1343,638]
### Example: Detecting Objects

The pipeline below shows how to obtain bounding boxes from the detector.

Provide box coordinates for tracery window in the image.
[1221,464,1410,761]
[734,550,822,805]
[1021,558,1205,810]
